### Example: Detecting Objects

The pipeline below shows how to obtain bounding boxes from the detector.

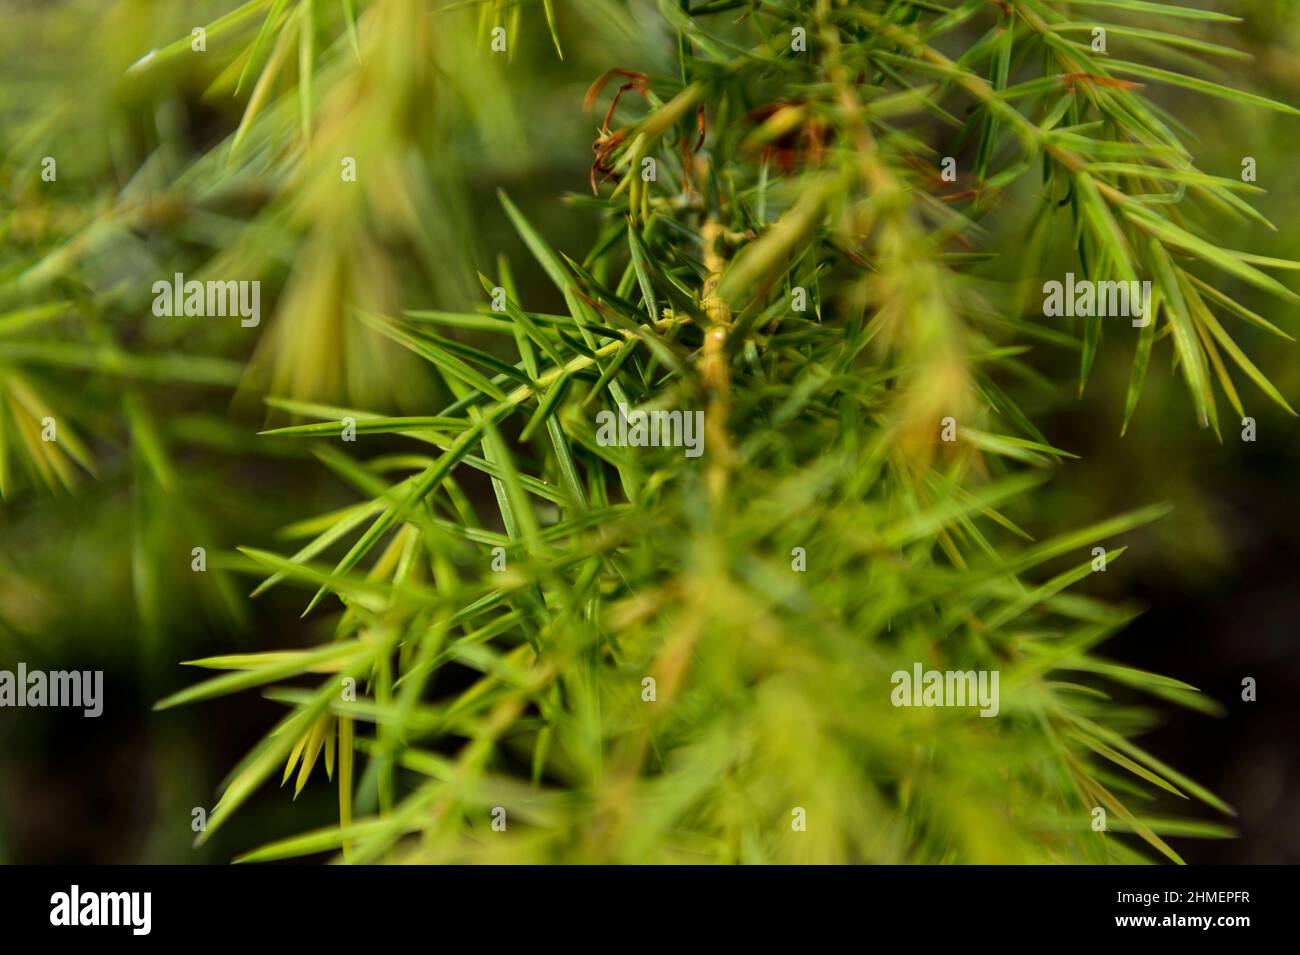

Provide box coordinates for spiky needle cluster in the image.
[5,0,1296,862]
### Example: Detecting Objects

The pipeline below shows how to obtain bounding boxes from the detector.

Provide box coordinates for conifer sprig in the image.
[5,0,1292,862]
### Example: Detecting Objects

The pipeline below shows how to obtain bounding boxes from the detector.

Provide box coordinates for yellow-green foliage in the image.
[6,0,1296,863]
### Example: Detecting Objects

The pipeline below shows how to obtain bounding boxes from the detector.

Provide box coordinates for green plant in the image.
[6,0,1296,863]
